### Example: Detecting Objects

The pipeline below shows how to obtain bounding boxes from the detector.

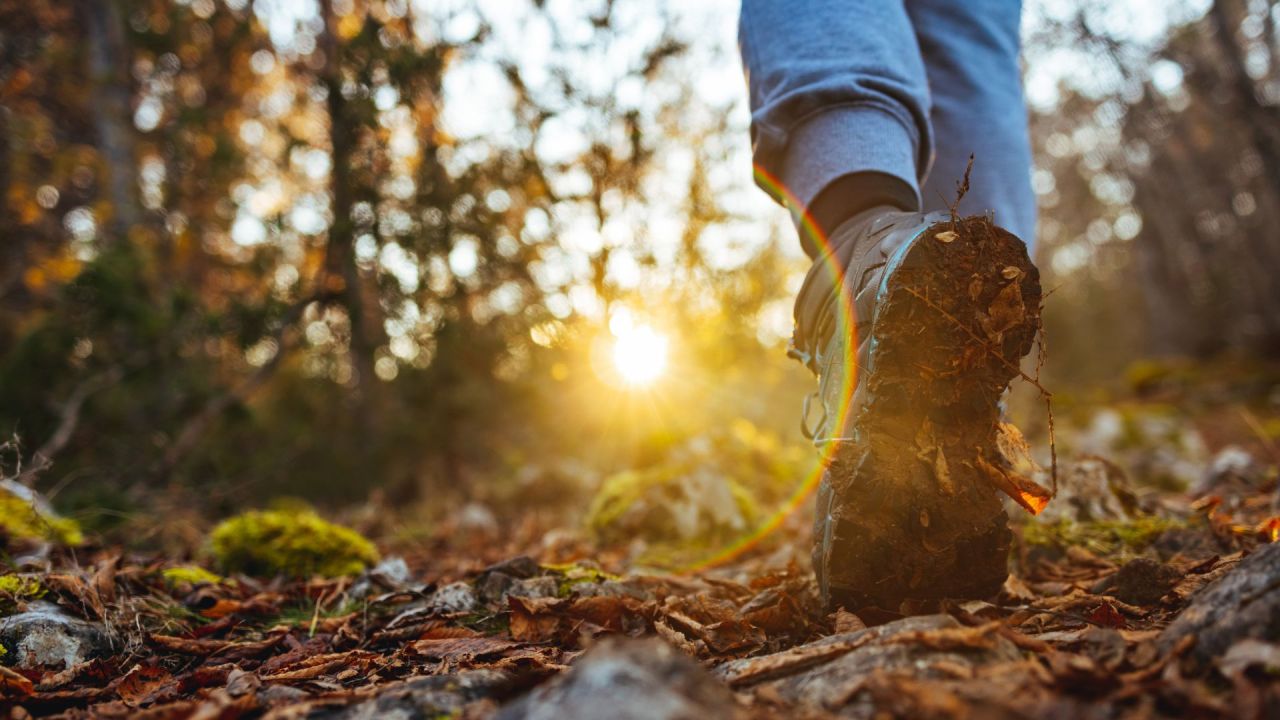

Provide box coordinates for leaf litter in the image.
[3,379,1280,718]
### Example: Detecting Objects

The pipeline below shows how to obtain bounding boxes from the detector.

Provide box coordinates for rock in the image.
[0,479,83,547]
[1158,541,1280,665]
[1074,407,1208,492]
[507,576,560,600]
[456,502,500,539]
[349,556,411,599]
[1037,456,1140,523]
[585,458,758,546]
[476,557,559,604]
[496,637,739,720]
[483,556,542,579]
[0,601,112,669]
[210,508,380,579]
[572,579,654,601]
[1092,557,1181,605]
[309,669,513,719]
[1194,445,1268,502]
[426,582,479,614]
[716,615,1020,712]
[1216,639,1280,676]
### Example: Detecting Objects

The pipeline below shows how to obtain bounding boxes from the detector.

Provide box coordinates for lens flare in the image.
[613,324,668,386]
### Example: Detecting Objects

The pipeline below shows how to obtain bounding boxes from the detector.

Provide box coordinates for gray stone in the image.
[0,601,112,669]
[496,637,740,720]
[1194,446,1268,504]
[427,581,479,614]
[507,576,560,600]
[1158,541,1280,665]
[349,556,412,599]
[311,669,512,719]
[1036,456,1139,523]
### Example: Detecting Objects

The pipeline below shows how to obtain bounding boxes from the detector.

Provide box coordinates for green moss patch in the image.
[1021,515,1189,557]
[161,566,225,588]
[210,509,379,579]
[542,562,620,596]
[0,574,46,616]
[0,481,83,546]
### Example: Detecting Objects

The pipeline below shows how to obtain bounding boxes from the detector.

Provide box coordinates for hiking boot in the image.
[790,208,1043,611]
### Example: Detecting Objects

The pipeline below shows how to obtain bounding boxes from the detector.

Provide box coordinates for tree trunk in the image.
[79,0,141,245]
[319,0,383,427]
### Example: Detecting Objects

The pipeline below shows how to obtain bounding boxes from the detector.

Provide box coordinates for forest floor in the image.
[3,360,1280,719]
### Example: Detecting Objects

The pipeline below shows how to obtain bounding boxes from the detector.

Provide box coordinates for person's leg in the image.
[739,0,1046,611]
[738,0,931,255]
[907,0,1036,245]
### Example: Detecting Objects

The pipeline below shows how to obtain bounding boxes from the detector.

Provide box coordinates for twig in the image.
[948,154,975,225]
[1036,323,1058,497]
[26,366,125,476]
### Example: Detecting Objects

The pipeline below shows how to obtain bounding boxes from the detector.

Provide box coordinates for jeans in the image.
[739,0,1036,247]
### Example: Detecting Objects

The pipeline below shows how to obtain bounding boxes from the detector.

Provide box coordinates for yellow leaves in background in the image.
[337,12,365,41]
[22,252,82,294]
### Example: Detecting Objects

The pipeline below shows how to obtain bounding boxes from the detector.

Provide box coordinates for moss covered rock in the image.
[0,480,82,546]
[0,575,45,616]
[587,463,759,546]
[210,509,379,579]
[582,421,811,550]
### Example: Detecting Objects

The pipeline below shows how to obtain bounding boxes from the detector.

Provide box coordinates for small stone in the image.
[1217,639,1280,676]
[457,502,500,539]
[496,637,738,720]
[507,576,560,600]
[1194,445,1265,499]
[349,556,412,599]
[1036,456,1139,523]
[1001,265,1022,279]
[935,230,958,243]
[427,582,479,614]
[0,601,112,669]
[322,669,512,719]
[482,556,541,580]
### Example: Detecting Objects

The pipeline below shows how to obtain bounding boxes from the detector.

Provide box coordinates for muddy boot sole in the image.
[815,216,1042,611]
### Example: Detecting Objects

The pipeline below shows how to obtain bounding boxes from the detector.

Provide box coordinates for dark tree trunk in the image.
[319,0,383,426]
[79,0,140,245]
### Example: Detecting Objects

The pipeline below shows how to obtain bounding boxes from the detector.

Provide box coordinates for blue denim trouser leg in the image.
[739,0,1036,246]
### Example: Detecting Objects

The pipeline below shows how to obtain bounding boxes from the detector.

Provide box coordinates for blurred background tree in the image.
[1,0,1276,540]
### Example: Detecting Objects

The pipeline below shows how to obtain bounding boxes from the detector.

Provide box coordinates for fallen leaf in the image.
[0,665,34,699]
[976,454,1052,515]
[830,608,866,634]
[412,636,521,662]
[1086,602,1128,630]
[509,595,568,643]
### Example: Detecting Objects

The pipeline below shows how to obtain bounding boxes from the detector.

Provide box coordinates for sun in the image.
[612,322,669,386]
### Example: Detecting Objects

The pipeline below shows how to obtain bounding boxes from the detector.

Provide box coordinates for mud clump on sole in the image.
[819,215,1042,611]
